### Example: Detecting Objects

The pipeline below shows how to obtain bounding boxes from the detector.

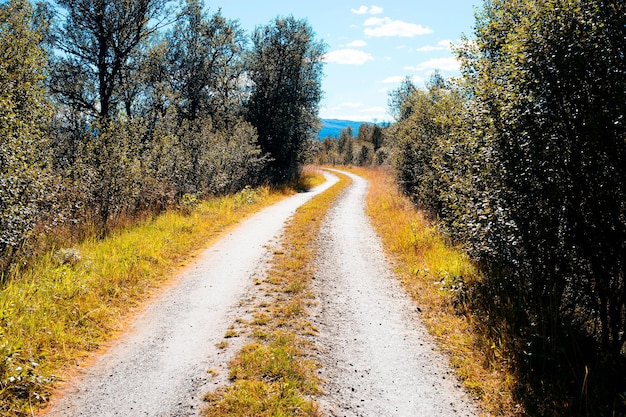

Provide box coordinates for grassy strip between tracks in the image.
[0,171,332,416]
[352,166,519,416]
[203,169,350,417]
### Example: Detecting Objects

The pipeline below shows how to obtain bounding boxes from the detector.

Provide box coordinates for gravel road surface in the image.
[42,174,338,417]
[312,170,480,417]
[42,169,479,417]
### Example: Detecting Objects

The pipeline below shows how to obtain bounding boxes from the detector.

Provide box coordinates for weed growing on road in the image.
[353,167,520,416]
[203,171,350,417]
[0,186,290,416]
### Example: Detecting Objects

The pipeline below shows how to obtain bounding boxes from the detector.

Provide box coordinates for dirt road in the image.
[312,170,479,416]
[43,169,478,416]
[43,174,338,417]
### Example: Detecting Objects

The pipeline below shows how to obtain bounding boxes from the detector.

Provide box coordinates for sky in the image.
[207,1,481,123]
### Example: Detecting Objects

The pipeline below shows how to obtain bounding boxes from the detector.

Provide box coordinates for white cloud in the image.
[347,40,368,47]
[324,49,375,65]
[383,76,406,84]
[351,5,384,15]
[414,39,453,52]
[361,106,386,114]
[410,57,460,72]
[364,17,432,38]
[341,102,364,108]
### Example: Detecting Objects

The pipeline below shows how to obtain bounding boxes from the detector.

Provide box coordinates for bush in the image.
[0,0,55,278]
[389,1,626,414]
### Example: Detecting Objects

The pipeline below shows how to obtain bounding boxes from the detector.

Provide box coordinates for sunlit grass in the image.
[0,185,291,416]
[204,170,350,417]
[297,165,326,190]
[352,166,520,417]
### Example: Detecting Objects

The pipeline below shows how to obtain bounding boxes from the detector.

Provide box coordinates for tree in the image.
[167,1,246,128]
[452,0,626,412]
[371,124,383,151]
[245,16,326,183]
[51,0,172,121]
[356,123,371,143]
[49,0,173,231]
[0,0,54,277]
[388,76,418,122]
[388,73,463,212]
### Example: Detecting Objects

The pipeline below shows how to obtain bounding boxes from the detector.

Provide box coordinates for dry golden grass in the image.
[297,165,327,190]
[203,170,351,417]
[352,166,522,417]
[0,186,292,416]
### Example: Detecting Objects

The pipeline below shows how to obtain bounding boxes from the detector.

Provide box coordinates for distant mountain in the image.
[318,119,368,140]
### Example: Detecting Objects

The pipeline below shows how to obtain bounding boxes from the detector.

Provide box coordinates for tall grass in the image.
[353,167,521,416]
[0,185,290,416]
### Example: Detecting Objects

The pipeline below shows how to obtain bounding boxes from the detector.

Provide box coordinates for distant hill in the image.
[318,119,368,140]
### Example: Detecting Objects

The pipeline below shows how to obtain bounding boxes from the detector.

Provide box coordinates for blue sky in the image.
[207,1,481,122]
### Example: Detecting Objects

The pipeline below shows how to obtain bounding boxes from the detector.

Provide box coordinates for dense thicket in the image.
[0,0,54,276]
[389,0,625,414]
[0,0,324,278]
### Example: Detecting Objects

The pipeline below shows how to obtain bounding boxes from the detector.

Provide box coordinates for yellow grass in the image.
[297,166,327,190]
[352,166,521,417]
[203,170,351,417]
[0,185,293,416]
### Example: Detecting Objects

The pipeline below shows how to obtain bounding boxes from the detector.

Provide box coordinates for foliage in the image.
[0,0,55,278]
[245,16,326,184]
[166,1,247,128]
[190,120,269,196]
[314,122,389,167]
[45,0,269,236]
[51,0,172,120]
[387,72,464,214]
[388,0,626,414]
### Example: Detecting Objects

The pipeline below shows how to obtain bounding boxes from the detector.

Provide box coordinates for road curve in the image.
[312,169,480,417]
[42,173,339,417]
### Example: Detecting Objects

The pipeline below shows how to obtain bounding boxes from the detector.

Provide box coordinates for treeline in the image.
[0,0,325,278]
[314,122,389,166]
[387,0,625,415]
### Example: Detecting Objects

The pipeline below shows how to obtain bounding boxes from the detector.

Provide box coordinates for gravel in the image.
[311,169,480,417]
[42,169,480,417]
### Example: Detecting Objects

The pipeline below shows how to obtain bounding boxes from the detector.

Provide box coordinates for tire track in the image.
[41,174,338,417]
[311,170,480,417]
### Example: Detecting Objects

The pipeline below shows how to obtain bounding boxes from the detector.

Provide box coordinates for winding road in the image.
[42,170,479,417]
[43,174,338,417]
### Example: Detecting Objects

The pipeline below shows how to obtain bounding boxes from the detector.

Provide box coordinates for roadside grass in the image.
[203,170,350,417]
[297,166,326,191]
[352,166,521,417]
[0,182,309,416]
